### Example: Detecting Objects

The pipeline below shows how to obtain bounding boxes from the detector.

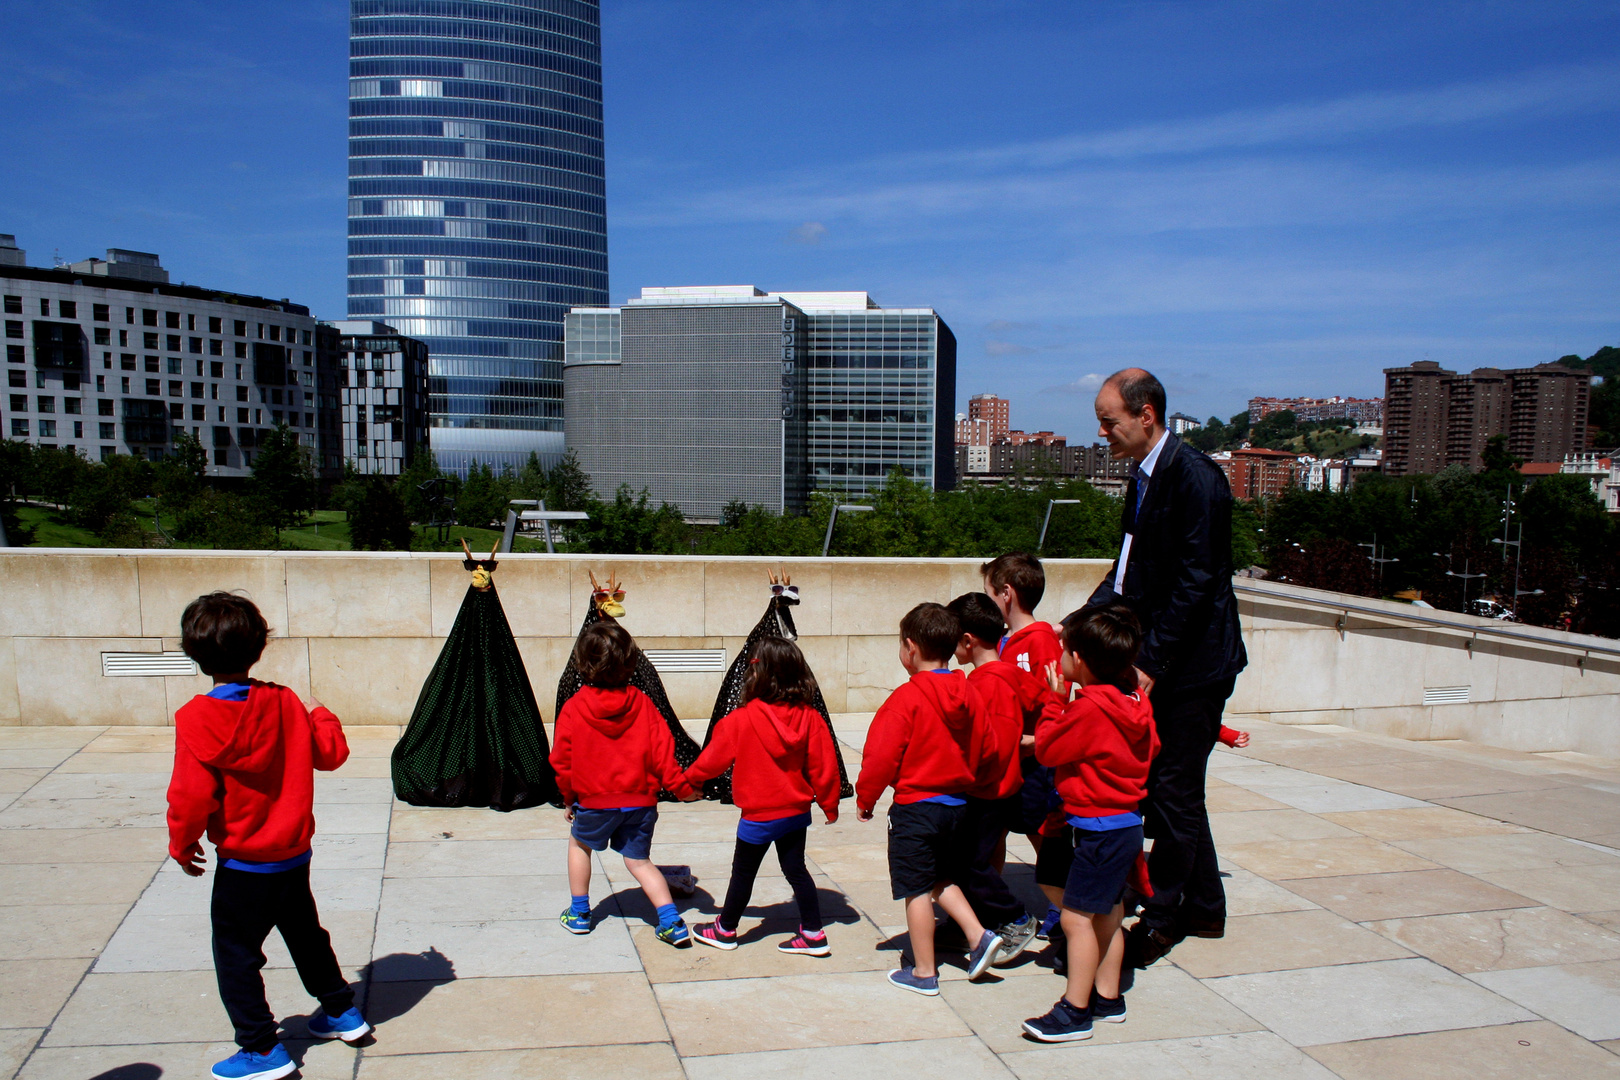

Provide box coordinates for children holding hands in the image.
[683,637,842,955]
[550,619,702,947]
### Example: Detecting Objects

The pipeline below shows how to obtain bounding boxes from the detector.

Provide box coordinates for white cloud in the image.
[788,221,827,244]
[985,339,1034,356]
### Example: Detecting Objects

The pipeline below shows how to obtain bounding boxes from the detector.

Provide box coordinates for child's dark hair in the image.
[900,603,960,664]
[574,621,639,688]
[947,592,1005,647]
[980,552,1045,613]
[1062,602,1142,692]
[181,592,269,676]
[743,636,819,707]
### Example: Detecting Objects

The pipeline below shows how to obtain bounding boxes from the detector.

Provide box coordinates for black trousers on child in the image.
[959,796,1028,929]
[212,863,355,1052]
[1139,678,1234,936]
[719,827,822,933]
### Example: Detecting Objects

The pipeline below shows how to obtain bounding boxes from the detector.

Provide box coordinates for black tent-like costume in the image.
[698,570,855,804]
[554,572,703,800]
[391,541,561,811]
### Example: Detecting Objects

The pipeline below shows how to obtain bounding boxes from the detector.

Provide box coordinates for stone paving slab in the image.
[3,716,1620,1079]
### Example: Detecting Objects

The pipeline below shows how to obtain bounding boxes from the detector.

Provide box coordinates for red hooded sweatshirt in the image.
[1034,683,1159,818]
[856,670,996,814]
[684,698,841,822]
[550,685,696,809]
[966,661,1026,801]
[1000,620,1069,735]
[166,682,349,864]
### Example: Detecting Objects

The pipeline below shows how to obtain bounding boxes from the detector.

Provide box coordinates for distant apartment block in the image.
[1382,360,1590,476]
[563,286,955,521]
[1248,395,1383,424]
[2,241,341,477]
[1213,447,1303,499]
[1168,412,1202,435]
[333,321,430,476]
[966,393,1009,442]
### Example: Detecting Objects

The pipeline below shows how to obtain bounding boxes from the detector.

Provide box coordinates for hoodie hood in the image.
[744,698,814,762]
[909,670,974,731]
[176,682,284,774]
[1086,684,1156,754]
[575,685,642,737]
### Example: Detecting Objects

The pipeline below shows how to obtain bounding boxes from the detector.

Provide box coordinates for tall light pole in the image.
[1436,551,1485,611]
[821,504,873,557]
[1039,499,1081,551]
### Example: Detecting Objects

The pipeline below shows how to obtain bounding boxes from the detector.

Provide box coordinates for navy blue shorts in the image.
[571,806,658,860]
[1018,758,1059,835]
[887,800,969,900]
[1063,824,1144,914]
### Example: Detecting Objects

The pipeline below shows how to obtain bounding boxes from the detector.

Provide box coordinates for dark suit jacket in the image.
[1073,433,1247,694]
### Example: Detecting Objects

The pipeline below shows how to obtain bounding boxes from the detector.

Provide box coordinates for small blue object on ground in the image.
[966,929,1005,980]
[887,966,940,996]
[559,907,592,934]
[307,1006,371,1042]
[210,1043,295,1080]
[1022,997,1094,1042]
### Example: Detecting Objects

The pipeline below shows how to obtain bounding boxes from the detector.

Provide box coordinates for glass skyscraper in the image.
[347,0,608,473]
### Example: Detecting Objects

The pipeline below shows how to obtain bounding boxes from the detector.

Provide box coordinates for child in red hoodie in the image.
[166,592,366,1080]
[947,591,1039,965]
[857,603,1003,996]
[550,619,699,947]
[1022,602,1159,1044]
[683,637,841,956]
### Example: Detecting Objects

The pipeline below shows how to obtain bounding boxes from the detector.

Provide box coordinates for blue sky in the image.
[2,1,1616,434]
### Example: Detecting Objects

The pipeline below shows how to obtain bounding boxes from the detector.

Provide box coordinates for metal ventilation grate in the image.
[102,651,200,678]
[643,649,726,674]
[1423,685,1470,705]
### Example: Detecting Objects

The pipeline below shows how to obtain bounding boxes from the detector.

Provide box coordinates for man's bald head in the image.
[1102,368,1166,430]
[1095,367,1168,463]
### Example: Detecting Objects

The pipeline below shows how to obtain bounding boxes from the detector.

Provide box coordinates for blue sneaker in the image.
[1091,989,1127,1023]
[560,907,592,934]
[211,1044,295,1080]
[966,929,1005,981]
[887,965,940,996]
[307,1006,370,1042]
[656,918,691,947]
[1022,997,1093,1042]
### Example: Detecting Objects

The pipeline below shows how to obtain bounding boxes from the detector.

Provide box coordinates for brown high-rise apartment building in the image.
[1383,360,1589,476]
[967,393,1010,443]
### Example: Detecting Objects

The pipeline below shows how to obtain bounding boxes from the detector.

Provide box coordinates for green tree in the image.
[397,449,451,523]
[250,425,316,536]
[172,489,276,549]
[154,433,208,533]
[455,460,510,527]
[544,448,595,511]
[347,475,415,551]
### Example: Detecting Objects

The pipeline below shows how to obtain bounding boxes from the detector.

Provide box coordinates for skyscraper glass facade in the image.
[347,0,608,473]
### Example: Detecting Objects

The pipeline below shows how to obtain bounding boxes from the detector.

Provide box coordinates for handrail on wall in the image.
[1231,580,1620,660]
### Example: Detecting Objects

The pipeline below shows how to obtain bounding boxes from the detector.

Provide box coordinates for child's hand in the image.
[857,806,874,822]
[823,808,839,825]
[1231,730,1250,748]
[679,791,702,802]
[175,843,207,877]
[1019,733,1036,751]
[564,805,576,823]
[1043,660,1064,696]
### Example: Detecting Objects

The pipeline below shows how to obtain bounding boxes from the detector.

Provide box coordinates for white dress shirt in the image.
[1113,430,1168,593]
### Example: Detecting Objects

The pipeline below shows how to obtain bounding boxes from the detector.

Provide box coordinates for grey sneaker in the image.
[966,929,1005,981]
[887,965,940,996]
[992,913,1039,967]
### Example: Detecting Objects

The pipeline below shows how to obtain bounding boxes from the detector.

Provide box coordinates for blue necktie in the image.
[1134,469,1147,516]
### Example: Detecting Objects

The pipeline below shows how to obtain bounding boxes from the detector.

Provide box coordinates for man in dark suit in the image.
[1068,368,1247,968]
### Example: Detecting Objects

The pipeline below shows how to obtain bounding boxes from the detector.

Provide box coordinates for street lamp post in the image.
[821,503,873,557]
[1039,499,1081,551]
[1436,552,1485,611]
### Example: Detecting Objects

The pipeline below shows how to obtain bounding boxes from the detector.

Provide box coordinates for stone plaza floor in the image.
[2,716,1620,1079]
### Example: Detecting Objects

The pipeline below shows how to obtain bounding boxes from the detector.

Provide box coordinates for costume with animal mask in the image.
[697,570,854,803]
[392,541,560,811]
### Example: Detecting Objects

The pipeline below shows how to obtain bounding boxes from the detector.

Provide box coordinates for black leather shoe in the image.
[1181,915,1225,939]
[1123,923,1179,969]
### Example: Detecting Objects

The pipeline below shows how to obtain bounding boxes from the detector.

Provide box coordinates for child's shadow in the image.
[87,1067,162,1080]
[281,947,457,1049]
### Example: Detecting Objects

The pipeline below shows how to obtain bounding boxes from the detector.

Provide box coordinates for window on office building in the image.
[121,354,135,370]
[191,404,205,421]
[209,339,222,355]
[142,309,157,326]
[64,398,81,415]
[166,358,181,375]
[60,301,76,319]
[2,296,20,315]
[93,304,109,322]
[38,299,50,316]
[165,312,180,329]
[145,379,160,395]
[8,371,24,388]
[209,316,222,333]
[100,422,116,440]
[168,381,182,397]
[9,394,25,412]
[6,345,22,364]
[166,335,181,352]
[98,399,113,416]
[94,328,110,345]
[10,419,26,436]
[234,342,247,358]
[37,396,54,414]
[38,419,56,438]
[5,321,21,338]
[144,357,158,373]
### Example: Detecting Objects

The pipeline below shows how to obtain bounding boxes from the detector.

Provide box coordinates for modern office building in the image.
[346,0,609,475]
[332,320,431,475]
[1383,359,1590,476]
[3,244,341,477]
[563,286,955,521]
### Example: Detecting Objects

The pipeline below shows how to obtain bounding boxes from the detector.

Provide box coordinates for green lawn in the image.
[13,505,104,547]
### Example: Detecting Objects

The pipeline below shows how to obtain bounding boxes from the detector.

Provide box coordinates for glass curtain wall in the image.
[347,0,608,473]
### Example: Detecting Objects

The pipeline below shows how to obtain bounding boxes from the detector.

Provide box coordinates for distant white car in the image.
[1470,598,1516,622]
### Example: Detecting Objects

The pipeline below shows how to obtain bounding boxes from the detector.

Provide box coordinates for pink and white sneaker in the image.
[778,928,831,956]
[691,921,738,951]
